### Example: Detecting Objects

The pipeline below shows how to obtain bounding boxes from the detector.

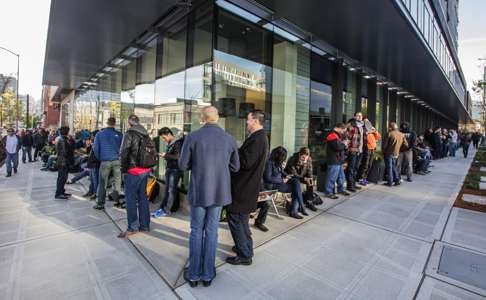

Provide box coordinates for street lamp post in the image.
[0,46,20,130]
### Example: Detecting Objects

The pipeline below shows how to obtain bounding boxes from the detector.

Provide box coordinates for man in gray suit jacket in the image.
[179,106,240,287]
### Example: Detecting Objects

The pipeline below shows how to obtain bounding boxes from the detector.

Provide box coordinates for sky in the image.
[458,0,486,102]
[0,0,51,102]
[0,0,484,105]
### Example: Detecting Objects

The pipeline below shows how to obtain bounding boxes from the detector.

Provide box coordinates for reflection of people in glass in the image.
[151,127,184,218]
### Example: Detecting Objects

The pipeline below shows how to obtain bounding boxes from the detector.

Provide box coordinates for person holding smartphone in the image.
[284,147,317,211]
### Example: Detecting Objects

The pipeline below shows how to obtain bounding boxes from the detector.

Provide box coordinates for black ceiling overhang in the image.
[252,0,468,122]
[42,0,178,90]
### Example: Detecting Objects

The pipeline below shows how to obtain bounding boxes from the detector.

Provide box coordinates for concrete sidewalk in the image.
[0,151,484,299]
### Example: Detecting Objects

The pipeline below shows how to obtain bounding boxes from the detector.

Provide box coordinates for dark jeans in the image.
[346,153,361,188]
[56,166,69,196]
[278,178,304,215]
[188,205,222,281]
[160,168,182,213]
[124,172,150,232]
[463,144,470,158]
[228,212,253,260]
[384,155,400,185]
[33,146,42,160]
[22,146,32,163]
[89,168,99,194]
[71,169,90,183]
[357,150,374,180]
[5,152,18,174]
[255,201,269,225]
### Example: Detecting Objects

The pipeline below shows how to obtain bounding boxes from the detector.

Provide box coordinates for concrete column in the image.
[389,90,397,123]
[367,78,377,126]
[381,85,389,138]
[331,59,344,124]
[354,72,362,112]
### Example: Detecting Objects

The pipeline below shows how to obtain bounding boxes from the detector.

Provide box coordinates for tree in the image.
[472,79,486,129]
[0,90,24,127]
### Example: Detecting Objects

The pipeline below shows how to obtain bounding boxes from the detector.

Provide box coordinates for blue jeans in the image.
[384,155,400,185]
[188,205,222,281]
[161,169,182,213]
[449,142,456,157]
[22,146,32,162]
[324,164,345,195]
[279,178,305,214]
[89,168,99,194]
[124,172,150,232]
[71,169,90,183]
[5,152,18,174]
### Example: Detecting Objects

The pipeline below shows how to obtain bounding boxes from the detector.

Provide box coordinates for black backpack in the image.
[136,133,157,168]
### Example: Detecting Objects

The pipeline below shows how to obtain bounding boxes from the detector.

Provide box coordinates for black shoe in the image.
[394,182,401,186]
[326,194,339,199]
[202,280,212,287]
[226,256,252,266]
[289,213,303,219]
[183,268,198,288]
[90,194,97,200]
[384,183,393,187]
[306,202,317,211]
[231,246,239,254]
[55,195,69,200]
[406,178,412,182]
[255,223,269,232]
[346,188,357,192]
[299,208,309,216]
[63,193,72,197]
[354,185,362,190]
[340,191,351,196]
[13,168,17,174]
[82,192,94,198]
[6,173,11,177]
[93,204,104,210]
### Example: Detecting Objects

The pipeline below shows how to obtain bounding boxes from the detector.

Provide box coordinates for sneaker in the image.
[151,209,167,218]
[255,223,269,232]
[66,180,73,185]
[93,204,105,210]
[406,178,413,182]
[82,192,94,198]
[325,194,339,199]
[339,191,351,196]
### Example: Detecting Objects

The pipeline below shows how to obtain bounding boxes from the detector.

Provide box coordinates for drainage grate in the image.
[437,245,486,291]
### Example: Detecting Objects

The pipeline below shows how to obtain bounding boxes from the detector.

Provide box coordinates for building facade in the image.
[42,0,472,181]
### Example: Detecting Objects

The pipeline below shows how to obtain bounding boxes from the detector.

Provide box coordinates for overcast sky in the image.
[0,0,484,103]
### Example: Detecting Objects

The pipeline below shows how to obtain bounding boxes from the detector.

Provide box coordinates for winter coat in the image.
[56,136,74,168]
[178,123,240,208]
[263,159,287,190]
[326,130,346,165]
[285,152,313,182]
[383,130,408,157]
[120,124,148,173]
[228,129,268,214]
[164,138,184,170]
[93,127,122,162]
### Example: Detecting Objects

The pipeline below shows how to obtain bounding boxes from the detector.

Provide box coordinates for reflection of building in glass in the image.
[214,60,265,92]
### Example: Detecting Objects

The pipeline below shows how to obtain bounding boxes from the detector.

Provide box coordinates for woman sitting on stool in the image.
[263,146,307,219]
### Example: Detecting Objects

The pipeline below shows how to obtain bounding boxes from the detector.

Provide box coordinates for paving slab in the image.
[416,277,484,300]
[443,208,486,254]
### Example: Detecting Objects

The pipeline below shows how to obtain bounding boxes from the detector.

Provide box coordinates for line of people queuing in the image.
[1,107,482,289]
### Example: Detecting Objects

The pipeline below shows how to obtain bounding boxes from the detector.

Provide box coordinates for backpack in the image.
[136,133,157,168]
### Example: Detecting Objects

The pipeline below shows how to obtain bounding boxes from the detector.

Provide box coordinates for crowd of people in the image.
[0,106,482,288]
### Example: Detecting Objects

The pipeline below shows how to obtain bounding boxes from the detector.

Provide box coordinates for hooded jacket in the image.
[120,124,148,173]
[326,130,346,165]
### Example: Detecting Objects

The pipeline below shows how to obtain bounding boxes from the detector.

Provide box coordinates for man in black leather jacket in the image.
[118,115,151,238]
[151,127,184,218]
